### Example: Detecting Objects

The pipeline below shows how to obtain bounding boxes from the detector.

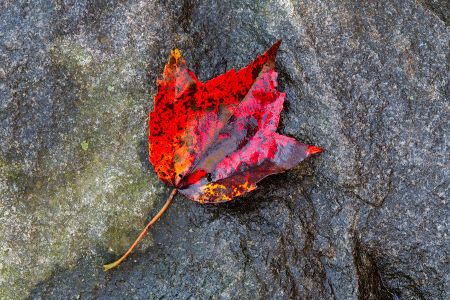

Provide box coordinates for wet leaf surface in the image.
[150,41,321,203]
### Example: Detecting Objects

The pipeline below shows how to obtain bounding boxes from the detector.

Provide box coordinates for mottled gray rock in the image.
[0,0,448,299]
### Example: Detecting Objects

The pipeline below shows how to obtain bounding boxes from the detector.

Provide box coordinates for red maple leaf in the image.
[104,41,322,270]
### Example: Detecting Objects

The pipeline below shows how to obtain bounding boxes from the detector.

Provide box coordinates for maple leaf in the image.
[104,41,322,270]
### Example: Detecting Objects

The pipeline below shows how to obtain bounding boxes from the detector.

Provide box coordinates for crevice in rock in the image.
[417,0,450,25]
[353,237,396,300]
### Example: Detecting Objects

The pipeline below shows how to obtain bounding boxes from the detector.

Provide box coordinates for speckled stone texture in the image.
[0,0,448,299]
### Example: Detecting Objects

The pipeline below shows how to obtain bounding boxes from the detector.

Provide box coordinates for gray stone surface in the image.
[0,0,448,299]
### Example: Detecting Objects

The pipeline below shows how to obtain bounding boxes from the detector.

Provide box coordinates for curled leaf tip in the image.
[267,40,282,56]
[170,48,182,62]
[306,145,323,155]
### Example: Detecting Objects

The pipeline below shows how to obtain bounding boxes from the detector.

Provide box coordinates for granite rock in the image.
[0,0,448,299]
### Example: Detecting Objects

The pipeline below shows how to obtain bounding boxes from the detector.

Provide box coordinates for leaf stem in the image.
[103,188,177,271]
